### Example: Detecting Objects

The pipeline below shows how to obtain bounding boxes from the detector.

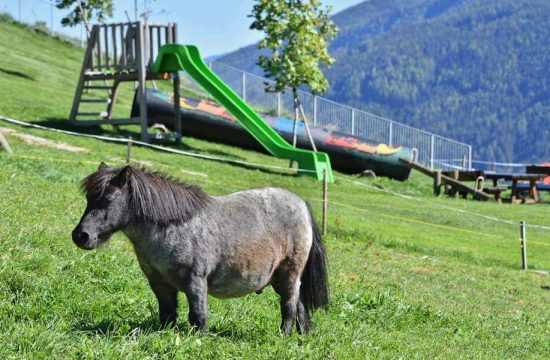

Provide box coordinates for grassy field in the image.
[1,18,549,358]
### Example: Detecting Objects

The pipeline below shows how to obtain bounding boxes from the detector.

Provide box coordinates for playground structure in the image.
[69,21,333,182]
[69,21,478,183]
[69,21,182,142]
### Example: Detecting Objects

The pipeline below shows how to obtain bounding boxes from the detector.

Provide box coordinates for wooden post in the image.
[0,131,13,154]
[136,22,149,142]
[462,155,467,170]
[520,221,527,270]
[126,136,132,164]
[322,169,328,236]
[452,170,460,199]
[173,73,182,145]
[298,104,317,152]
[433,170,442,196]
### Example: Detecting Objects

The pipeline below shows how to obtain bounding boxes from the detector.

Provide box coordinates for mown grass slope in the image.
[0,18,549,358]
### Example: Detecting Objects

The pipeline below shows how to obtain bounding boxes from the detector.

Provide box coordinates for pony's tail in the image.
[301,202,329,316]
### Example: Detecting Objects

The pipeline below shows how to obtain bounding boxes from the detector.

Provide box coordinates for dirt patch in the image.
[340,272,360,283]
[0,127,90,153]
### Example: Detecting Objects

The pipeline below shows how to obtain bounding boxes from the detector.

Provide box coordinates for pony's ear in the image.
[98,162,109,171]
[112,166,132,187]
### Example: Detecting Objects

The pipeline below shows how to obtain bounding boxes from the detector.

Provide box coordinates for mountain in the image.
[219,0,550,163]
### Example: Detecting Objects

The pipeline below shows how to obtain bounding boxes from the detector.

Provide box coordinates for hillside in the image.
[1,17,549,358]
[219,0,550,163]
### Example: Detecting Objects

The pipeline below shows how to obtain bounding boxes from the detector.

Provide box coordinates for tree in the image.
[56,0,113,36]
[249,0,338,157]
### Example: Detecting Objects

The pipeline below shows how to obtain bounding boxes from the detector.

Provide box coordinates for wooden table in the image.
[483,172,546,203]
[441,170,547,203]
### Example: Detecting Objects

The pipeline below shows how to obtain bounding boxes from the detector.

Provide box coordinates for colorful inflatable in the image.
[132,89,412,180]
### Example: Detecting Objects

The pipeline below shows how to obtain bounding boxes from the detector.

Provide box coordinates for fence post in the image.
[388,121,393,146]
[126,136,132,164]
[430,135,435,170]
[520,221,527,270]
[313,96,317,126]
[242,72,246,101]
[351,109,355,135]
[322,169,328,236]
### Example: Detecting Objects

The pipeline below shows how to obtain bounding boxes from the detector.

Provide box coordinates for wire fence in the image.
[204,62,473,171]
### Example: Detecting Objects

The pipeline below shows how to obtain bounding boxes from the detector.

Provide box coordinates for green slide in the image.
[152,44,334,183]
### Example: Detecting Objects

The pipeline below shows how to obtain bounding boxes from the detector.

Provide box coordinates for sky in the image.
[2,0,363,57]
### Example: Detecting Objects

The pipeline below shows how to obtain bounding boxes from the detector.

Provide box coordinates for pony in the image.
[72,163,328,334]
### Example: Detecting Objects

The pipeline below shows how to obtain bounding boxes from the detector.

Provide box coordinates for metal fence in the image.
[183,61,473,171]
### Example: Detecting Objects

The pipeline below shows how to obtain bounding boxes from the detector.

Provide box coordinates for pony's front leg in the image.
[149,281,178,329]
[184,276,208,332]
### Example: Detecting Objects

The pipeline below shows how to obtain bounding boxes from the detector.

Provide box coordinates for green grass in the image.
[1,18,549,358]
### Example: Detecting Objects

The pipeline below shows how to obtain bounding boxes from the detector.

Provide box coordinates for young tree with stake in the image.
[249,0,338,162]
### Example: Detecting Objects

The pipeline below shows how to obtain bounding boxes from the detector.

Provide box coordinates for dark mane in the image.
[81,165,211,224]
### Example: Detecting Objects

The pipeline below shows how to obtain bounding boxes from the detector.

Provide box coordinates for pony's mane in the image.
[81,165,211,224]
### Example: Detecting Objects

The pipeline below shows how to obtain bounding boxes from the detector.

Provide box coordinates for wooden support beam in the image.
[0,131,13,153]
[434,170,442,196]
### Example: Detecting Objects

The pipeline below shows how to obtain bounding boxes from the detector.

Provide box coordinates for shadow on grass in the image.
[71,317,177,336]
[0,67,35,80]
[71,315,276,341]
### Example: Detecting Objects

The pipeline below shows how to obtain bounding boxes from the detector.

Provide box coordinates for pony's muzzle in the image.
[72,226,94,250]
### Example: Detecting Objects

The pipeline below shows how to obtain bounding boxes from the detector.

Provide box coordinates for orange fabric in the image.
[541,163,550,184]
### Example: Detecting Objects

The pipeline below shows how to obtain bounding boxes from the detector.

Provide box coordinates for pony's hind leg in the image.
[296,296,312,334]
[273,267,302,335]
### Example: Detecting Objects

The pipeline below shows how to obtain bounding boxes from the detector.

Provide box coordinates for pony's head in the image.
[72,162,211,250]
[72,162,132,250]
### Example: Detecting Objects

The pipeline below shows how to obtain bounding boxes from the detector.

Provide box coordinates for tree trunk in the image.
[289,87,300,168]
[78,1,91,39]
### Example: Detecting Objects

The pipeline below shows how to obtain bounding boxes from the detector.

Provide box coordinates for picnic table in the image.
[442,170,547,203]
[483,172,546,203]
